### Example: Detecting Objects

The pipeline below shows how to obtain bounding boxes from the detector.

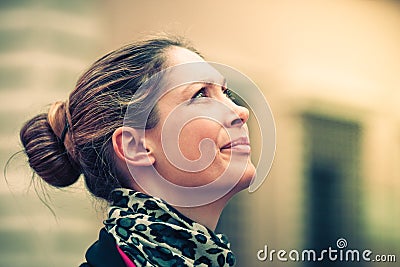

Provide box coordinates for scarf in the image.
[104,188,236,267]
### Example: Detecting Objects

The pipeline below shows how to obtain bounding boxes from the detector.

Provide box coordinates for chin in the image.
[233,160,256,193]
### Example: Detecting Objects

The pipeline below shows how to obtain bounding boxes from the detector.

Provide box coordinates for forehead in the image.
[162,47,225,89]
[166,46,205,66]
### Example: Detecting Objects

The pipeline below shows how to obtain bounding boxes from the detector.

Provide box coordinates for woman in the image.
[20,36,255,266]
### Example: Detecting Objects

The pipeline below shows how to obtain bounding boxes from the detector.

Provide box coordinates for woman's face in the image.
[144,47,255,195]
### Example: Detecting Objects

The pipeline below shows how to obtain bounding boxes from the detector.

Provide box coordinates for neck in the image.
[125,167,236,231]
[172,193,232,231]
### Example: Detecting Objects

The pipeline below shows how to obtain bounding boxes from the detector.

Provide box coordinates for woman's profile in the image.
[19,36,256,267]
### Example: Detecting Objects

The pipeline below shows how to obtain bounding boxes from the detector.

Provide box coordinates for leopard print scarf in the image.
[104,188,236,267]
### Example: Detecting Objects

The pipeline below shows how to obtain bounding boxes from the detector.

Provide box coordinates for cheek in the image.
[178,119,220,161]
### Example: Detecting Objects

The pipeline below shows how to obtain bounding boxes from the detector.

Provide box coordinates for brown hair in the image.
[20,36,200,200]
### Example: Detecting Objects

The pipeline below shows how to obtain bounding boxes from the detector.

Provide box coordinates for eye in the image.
[223,88,236,101]
[192,87,208,99]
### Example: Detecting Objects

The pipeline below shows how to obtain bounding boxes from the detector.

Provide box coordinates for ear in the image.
[112,127,155,166]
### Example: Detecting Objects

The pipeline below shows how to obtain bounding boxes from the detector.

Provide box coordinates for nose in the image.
[224,101,249,128]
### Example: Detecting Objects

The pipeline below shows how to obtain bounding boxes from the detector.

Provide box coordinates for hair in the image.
[20,36,201,200]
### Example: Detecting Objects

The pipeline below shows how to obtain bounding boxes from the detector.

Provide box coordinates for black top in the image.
[79,228,126,267]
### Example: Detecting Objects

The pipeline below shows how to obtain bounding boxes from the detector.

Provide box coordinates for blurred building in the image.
[1,1,399,267]
[211,1,400,266]
[0,1,105,267]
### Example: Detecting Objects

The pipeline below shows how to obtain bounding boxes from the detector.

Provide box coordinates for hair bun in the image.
[20,102,81,187]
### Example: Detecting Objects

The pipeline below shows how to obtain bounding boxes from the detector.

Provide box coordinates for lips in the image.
[221,136,251,154]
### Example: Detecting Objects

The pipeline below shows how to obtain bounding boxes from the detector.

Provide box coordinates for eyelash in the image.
[192,87,207,99]
[224,88,235,101]
[191,87,236,101]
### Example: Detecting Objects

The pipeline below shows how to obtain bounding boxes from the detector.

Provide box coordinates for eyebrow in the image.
[202,78,227,87]
[178,78,227,99]
[187,78,227,89]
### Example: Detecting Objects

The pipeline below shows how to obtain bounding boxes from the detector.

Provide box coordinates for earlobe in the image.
[112,127,155,166]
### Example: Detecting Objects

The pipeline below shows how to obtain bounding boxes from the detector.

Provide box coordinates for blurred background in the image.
[1,0,399,266]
